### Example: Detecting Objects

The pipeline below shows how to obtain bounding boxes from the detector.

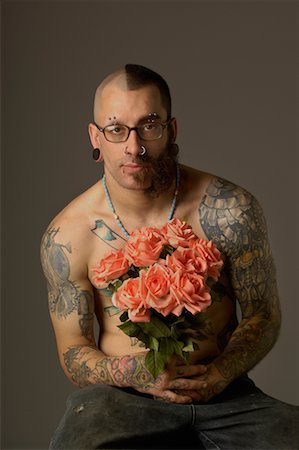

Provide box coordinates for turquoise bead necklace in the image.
[102,164,180,239]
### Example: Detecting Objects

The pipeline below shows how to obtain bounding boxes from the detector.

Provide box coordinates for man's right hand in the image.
[134,354,208,404]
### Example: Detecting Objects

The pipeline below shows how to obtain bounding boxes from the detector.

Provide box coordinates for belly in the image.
[95,289,238,363]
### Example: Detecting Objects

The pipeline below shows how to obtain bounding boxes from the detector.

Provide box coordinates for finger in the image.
[175,364,207,378]
[169,378,208,391]
[153,389,192,405]
[137,385,193,404]
[177,389,203,402]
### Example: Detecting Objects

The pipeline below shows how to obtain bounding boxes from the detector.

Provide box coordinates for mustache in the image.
[122,142,179,165]
[122,157,149,165]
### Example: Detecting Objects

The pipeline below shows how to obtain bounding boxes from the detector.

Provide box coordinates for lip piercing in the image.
[139,145,147,156]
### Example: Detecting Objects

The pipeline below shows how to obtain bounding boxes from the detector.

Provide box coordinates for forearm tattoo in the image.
[199,178,281,381]
[40,228,94,340]
[63,345,154,388]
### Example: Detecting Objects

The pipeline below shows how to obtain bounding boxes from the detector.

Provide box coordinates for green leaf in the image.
[119,311,129,322]
[192,329,209,341]
[170,325,179,340]
[159,338,175,360]
[148,336,159,351]
[159,244,175,259]
[187,312,206,326]
[172,340,184,358]
[118,321,141,337]
[127,266,140,278]
[170,316,186,326]
[181,351,190,363]
[109,279,123,291]
[182,337,195,352]
[145,349,167,378]
[141,316,171,338]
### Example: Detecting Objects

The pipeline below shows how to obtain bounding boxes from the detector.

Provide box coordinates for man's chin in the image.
[121,165,151,185]
[131,170,151,185]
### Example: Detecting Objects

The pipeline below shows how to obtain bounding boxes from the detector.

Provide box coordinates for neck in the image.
[102,165,180,237]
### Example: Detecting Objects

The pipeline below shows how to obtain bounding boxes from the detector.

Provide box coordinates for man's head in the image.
[89,64,178,197]
[93,64,172,123]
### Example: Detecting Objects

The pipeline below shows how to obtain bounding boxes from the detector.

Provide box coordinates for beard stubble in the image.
[131,142,179,198]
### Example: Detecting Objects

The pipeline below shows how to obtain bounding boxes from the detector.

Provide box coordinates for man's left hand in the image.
[173,362,228,403]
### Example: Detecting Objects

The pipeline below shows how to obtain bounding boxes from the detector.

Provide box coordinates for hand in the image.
[174,363,228,403]
[136,356,208,404]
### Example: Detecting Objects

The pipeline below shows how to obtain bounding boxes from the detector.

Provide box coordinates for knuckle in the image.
[170,380,183,389]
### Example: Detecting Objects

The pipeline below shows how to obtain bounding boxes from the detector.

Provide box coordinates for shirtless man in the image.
[41,64,298,449]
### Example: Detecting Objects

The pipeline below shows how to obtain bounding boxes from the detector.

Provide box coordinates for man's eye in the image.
[143,123,158,131]
[107,126,124,134]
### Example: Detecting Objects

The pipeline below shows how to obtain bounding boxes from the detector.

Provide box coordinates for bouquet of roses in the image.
[92,219,223,378]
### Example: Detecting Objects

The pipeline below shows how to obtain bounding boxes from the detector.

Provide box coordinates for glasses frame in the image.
[93,119,172,143]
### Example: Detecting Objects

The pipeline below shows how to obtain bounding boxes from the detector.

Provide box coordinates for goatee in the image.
[132,143,179,198]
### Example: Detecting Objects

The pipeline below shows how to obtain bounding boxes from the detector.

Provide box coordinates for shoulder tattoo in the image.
[199,178,280,319]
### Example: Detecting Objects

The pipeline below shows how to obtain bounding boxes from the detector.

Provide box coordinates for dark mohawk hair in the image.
[124,64,172,118]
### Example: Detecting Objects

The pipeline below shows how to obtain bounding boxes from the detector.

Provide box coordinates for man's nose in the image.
[124,129,143,156]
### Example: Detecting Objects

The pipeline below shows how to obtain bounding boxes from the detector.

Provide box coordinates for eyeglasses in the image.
[93,120,171,143]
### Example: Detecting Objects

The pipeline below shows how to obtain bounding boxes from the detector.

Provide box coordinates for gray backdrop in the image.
[2,1,298,448]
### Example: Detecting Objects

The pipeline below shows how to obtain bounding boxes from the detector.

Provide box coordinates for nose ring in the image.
[139,145,147,156]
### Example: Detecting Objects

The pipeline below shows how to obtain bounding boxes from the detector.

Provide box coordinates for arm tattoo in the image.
[63,346,95,387]
[216,314,239,352]
[63,345,154,388]
[41,228,94,340]
[199,178,281,381]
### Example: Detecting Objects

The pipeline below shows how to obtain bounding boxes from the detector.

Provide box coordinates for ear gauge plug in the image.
[92,148,103,162]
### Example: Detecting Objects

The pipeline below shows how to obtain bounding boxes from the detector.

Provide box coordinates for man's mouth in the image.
[122,163,148,173]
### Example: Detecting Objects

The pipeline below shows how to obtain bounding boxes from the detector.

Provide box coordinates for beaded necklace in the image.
[102,164,180,239]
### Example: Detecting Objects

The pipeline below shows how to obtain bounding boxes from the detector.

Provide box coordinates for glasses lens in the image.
[138,123,163,140]
[104,125,128,142]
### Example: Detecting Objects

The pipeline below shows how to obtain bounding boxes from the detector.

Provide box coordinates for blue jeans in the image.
[49,377,299,449]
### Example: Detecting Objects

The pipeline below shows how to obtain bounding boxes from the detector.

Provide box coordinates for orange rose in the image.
[124,226,165,267]
[170,270,211,315]
[166,247,208,276]
[161,218,197,248]
[112,272,151,323]
[191,239,223,280]
[143,263,179,316]
[145,263,171,298]
[92,249,129,288]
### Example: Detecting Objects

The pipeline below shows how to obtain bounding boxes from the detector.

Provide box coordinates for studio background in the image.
[2,1,298,448]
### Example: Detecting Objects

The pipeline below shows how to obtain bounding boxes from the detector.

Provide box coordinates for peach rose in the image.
[145,263,171,298]
[92,249,129,288]
[124,226,165,267]
[191,239,223,280]
[112,272,151,323]
[170,270,212,315]
[166,247,208,276]
[143,263,179,316]
[161,218,197,248]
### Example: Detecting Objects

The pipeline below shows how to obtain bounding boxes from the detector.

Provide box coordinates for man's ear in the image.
[168,117,177,142]
[88,122,100,148]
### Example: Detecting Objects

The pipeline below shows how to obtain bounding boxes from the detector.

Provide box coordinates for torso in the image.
[55,165,239,363]
[93,278,237,364]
